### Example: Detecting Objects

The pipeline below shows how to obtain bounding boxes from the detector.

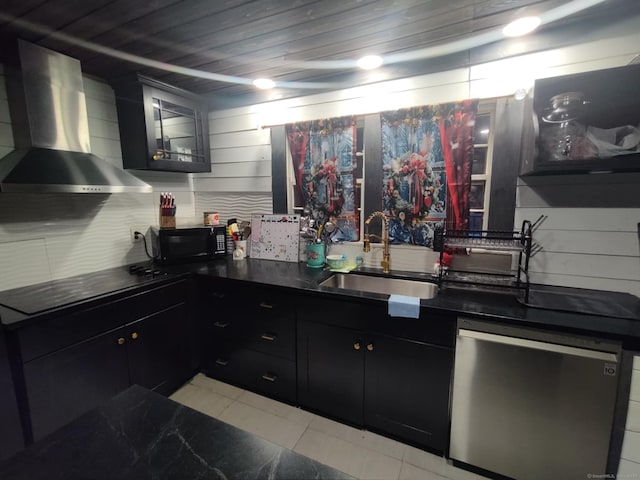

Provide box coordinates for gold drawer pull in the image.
[131,332,139,340]
[213,321,230,328]
[259,302,273,309]
[117,337,125,345]
[367,343,374,351]
[261,333,276,341]
[353,342,361,350]
[262,373,278,382]
[215,359,229,366]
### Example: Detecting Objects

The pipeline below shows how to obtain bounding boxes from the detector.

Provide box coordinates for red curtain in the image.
[440,99,477,231]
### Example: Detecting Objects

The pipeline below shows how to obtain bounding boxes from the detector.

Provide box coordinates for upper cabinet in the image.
[520,63,640,175]
[113,75,211,173]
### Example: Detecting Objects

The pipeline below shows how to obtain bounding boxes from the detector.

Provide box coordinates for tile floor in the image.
[170,374,491,480]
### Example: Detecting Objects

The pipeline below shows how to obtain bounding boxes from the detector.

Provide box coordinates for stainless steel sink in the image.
[319,273,438,299]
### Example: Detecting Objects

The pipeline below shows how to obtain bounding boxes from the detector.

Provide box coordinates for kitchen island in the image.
[0,384,353,480]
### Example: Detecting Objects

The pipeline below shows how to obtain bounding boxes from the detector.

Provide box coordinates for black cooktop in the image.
[0,264,171,316]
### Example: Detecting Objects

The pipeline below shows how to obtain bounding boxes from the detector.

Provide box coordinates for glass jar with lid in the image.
[540,92,597,161]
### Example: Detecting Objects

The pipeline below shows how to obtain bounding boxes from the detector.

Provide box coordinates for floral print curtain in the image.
[381,100,477,247]
[286,116,359,241]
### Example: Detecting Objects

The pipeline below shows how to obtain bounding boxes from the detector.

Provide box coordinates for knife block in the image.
[159,207,176,229]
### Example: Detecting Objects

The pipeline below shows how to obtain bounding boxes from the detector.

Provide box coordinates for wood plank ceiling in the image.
[0,0,638,108]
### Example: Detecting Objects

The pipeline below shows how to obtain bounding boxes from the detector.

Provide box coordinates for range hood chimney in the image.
[0,39,152,193]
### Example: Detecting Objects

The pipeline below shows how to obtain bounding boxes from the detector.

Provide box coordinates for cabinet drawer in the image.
[243,314,295,360]
[302,297,374,331]
[203,348,296,403]
[247,293,293,317]
[201,317,295,360]
[368,310,456,348]
[201,317,236,342]
[201,287,296,360]
[16,281,188,363]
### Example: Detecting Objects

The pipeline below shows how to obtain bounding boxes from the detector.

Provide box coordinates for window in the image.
[285,119,364,240]
[469,101,495,232]
[279,99,506,241]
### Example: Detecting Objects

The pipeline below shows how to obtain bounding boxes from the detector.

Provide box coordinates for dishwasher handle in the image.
[458,329,618,362]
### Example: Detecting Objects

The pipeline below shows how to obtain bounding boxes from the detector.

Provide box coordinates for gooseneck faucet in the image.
[363,211,390,274]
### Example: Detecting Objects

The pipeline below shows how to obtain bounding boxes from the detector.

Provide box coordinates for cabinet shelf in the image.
[156,106,197,120]
[440,235,526,252]
[440,269,529,291]
[520,63,640,176]
[113,74,211,173]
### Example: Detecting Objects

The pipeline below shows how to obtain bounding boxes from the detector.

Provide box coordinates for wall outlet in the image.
[130,228,143,243]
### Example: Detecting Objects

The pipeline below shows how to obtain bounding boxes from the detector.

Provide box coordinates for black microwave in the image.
[150,226,227,264]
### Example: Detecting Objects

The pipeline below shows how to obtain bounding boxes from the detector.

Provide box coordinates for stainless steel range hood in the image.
[0,39,152,193]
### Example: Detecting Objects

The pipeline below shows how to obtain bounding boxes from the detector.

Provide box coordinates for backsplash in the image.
[195,192,273,225]
[0,67,194,291]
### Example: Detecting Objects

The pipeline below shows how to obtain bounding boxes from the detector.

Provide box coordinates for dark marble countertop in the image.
[0,384,353,480]
[165,257,640,345]
[0,264,189,327]
[1,257,639,345]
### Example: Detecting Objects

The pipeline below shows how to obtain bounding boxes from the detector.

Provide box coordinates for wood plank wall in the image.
[201,32,640,290]
[193,107,274,223]
[515,173,640,296]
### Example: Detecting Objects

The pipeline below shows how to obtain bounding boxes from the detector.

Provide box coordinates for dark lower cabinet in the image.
[127,303,192,394]
[9,280,195,443]
[0,328,24,461]
[364,334,453,452]
[204,347,296,401]
[297,296,455,454]
[297,320,365,425]
[23,328,130,441]
[199,279,297,404]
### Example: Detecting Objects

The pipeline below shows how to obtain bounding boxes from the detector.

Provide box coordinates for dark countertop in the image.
[0,384,353,480]
[0,264,189,327]
[1,257,639,345]
[167,257,640,345]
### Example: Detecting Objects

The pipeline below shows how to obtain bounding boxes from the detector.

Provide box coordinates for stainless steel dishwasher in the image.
[450,318,621,480]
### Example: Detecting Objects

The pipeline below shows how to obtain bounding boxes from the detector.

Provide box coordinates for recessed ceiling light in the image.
[502,16,541,37]
[357,55,383,70]
[253,78,275,89]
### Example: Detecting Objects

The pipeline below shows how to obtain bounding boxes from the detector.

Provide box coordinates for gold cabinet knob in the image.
[353,342,361,350]
[117,337,125,345]
[131,332,139,340]
[367,343,374,351]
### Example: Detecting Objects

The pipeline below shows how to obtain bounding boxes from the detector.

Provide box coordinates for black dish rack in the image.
[434,220,534,302]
